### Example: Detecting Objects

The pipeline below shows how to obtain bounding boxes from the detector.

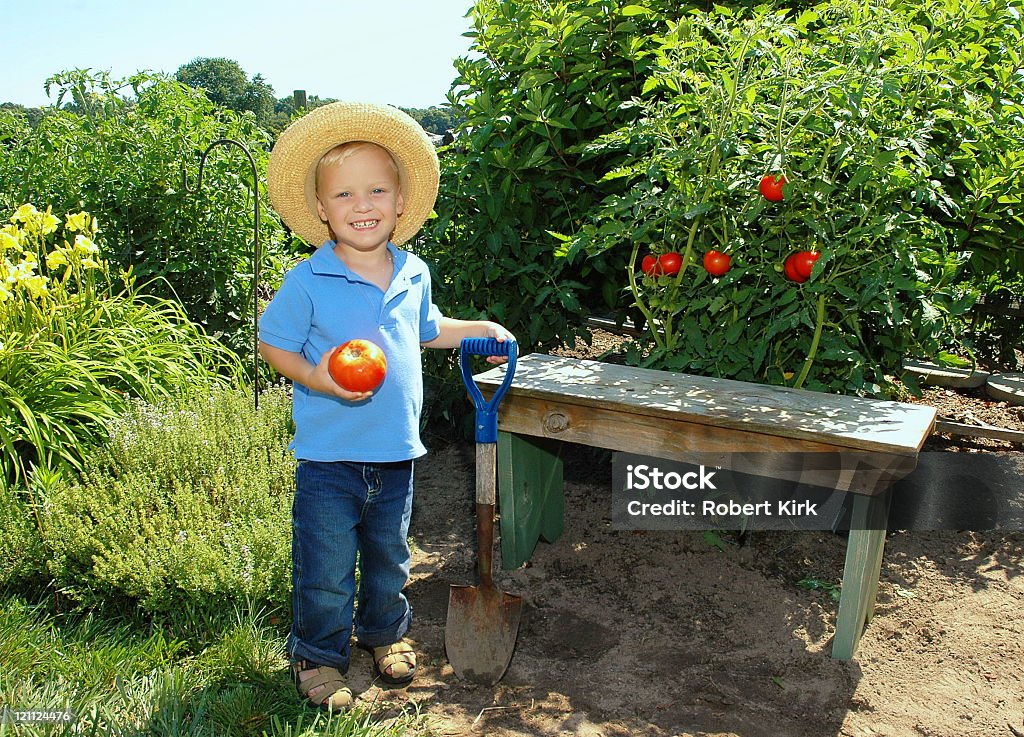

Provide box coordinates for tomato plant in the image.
[759,174,787,202]
[702,250,732,277]
[328,339,387,393]
[658,252,683,276]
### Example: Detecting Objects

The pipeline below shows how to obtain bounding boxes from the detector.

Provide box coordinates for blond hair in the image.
[315,141,400,194]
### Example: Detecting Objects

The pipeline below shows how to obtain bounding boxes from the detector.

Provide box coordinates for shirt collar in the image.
[309,241,407,284]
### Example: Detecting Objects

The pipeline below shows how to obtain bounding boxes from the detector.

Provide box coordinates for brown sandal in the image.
[367,641,416,686]
[291,660,353,712]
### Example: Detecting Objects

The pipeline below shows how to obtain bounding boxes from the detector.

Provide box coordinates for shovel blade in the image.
[445,583,522,685]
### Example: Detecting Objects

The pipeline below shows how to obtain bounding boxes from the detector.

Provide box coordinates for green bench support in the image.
[497,432,564,569]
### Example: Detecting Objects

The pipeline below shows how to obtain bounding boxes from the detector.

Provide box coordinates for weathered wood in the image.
[475,354,936,455]
[934,419,1024,444]
[832,489,891,660]
[477,443,497,505]
[489,394,916,495]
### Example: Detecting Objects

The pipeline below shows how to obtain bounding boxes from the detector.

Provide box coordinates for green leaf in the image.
[620,5,653,17]
[703,530,726,551]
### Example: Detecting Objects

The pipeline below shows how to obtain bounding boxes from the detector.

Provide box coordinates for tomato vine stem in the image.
[793,293,826,389]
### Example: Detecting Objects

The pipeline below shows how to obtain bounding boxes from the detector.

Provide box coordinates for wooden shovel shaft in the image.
[477,443,496,505]
[476,443,497,588]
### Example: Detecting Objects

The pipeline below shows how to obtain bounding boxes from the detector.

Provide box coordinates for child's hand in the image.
[312,347,375,402]
[480,322,517,364]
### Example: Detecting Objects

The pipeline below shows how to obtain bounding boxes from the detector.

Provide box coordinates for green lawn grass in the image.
[0,595,427,737]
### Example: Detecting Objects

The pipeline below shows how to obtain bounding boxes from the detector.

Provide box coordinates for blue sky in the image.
[3,0,477,109]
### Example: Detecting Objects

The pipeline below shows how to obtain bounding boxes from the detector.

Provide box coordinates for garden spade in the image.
[445,337,521,685]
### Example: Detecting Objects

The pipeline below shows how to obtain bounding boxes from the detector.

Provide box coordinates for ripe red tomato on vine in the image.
[792,250,820,280]
[702,250,731,277]
[641,254,660,276]
[759,174,787,202]
[658,252,682,276]
[783,253,807,283]
[640,252,683,277]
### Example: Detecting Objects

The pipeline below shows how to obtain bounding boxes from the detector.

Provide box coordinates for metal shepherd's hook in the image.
[182,139,262,410]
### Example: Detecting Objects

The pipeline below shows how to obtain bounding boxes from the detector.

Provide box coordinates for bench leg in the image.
[497,432,564,570]
[832,488,891,660]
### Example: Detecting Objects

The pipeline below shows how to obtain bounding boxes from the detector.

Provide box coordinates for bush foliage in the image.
[423,0,1023,405]
[0,71,294,362]
[1,204,240,488]
[42,385,295,617]
[566,0,1020,392]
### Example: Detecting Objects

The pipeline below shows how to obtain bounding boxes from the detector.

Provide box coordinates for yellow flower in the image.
[11,204,60,236]
[0,229,18,253]
[19,274,49,298]
[64,211,91,232]
[0,285,11,303]
[81,257,101,270]
[73,234,99,255]
[46,249,70,270]
[38,207,60,236]
[11,204,39,224]
[9,258,36,281]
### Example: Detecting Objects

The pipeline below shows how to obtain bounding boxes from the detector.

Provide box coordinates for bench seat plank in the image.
[475,354,935,455]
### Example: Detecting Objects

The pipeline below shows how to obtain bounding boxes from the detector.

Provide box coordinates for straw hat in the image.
[267,102,439,246]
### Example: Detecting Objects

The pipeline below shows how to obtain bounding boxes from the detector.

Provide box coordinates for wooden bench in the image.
[473,354,937,660]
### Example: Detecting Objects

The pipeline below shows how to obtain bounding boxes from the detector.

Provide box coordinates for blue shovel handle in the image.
[460,338,518,444]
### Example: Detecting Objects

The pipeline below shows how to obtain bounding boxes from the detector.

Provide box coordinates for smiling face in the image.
[314,142,405,254]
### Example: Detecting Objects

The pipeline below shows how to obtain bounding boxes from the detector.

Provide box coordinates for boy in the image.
[259,102,513,712]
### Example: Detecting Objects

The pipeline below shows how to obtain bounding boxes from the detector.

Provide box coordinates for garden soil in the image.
[344,333,1024,737]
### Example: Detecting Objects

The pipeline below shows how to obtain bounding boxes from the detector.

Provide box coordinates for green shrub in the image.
[0,204,241,488]
[422,0,1021,414]
[43,384,295,617]
[421,0,696,426]
[565,0,1020,394]
[0,484,45,590]
[0,70,295,362]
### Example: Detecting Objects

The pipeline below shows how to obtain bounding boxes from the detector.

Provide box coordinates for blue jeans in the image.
[288,459,414,672]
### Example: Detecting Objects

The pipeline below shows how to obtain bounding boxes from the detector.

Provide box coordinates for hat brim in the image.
[267,102,439,246]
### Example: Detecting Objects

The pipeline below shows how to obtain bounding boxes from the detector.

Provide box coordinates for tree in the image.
[0,102,45,128]
[175,57,248,108]
[175,57,276,128]
[400,105,463,135]
[0,70,294,365]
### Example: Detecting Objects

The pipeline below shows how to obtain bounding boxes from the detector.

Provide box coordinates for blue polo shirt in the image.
[258,241,442,462]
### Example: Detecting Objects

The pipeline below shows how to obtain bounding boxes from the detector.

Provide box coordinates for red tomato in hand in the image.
[641,254,660,276]
[783,253,808,283]
[658,252,683,276]
[793,250,820,280]
[702,250,732,276]
[759,174,787,202]
[328,339,387,393]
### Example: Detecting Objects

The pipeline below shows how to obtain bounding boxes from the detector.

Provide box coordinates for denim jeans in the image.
[288,459,414,672]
